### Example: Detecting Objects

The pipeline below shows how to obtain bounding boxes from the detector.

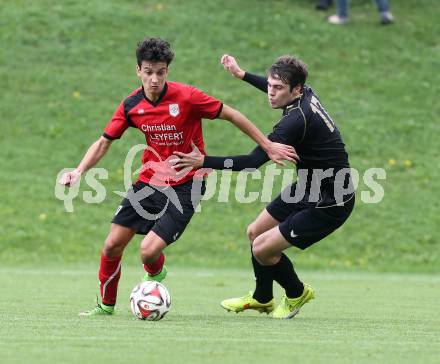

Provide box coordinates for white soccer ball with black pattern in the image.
[129,281,171,321]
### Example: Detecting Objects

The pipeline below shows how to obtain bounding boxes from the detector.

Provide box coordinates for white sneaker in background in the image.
[327,14,348,25]
[380,11,394,25]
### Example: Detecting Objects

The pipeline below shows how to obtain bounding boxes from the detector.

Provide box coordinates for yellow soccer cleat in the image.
[220,292,275,314]
[271,284,315,319]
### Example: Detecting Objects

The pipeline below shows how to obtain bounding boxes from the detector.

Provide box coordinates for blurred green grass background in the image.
[1,0,439,271]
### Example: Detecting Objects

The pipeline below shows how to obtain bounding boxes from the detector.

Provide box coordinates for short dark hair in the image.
[267,55,308,91]
[136,37,174,67]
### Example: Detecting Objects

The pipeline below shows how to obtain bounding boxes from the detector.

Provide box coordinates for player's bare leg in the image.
[103,223,137,257]
[246,208,280,242]
[251,226,291,266]
[140,230,168,282]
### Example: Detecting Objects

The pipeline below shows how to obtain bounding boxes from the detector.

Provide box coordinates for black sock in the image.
[272,254,304,298]
[251,254,274,303]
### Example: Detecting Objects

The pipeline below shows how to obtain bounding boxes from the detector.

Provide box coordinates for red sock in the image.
[143,252,165,276]
[99,252,122,306]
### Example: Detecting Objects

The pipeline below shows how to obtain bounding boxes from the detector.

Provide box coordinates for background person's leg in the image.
[328,0,349,24]
[337,0,349,18]
[316,0,333,11]
[375,0,394,24]
[374,0,390,12]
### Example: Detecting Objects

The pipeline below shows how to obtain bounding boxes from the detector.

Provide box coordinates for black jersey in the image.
[203,72,352,206]
[243,72,349,170]
[269,86,349,170]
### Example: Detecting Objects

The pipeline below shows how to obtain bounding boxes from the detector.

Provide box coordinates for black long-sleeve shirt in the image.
[203,72,351,205]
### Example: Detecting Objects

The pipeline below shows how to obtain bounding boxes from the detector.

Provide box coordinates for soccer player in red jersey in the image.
[58,37,296,316]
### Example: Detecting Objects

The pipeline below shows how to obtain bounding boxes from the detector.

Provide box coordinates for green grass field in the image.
[0,267,439,364]
[1,0,439,363]
[1,0,439,271]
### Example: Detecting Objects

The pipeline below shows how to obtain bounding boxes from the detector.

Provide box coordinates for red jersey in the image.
[103,81,222,186]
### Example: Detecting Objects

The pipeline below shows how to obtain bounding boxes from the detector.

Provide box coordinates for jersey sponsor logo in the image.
[138,108,145,115]
[169,104,180,117]
[141,124,177,132]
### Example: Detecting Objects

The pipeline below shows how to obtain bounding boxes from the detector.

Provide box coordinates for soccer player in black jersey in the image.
[171,55,355,319]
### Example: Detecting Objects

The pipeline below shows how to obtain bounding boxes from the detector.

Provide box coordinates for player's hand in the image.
[170,141,204,173]
[58,169,81,187]
[221,54,245,79]
[265,142,299,166]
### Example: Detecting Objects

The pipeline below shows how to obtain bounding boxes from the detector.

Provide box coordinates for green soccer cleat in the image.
[79,303,114,316]
[271,284,315,319]
[143,264,167,282]
[220,291,275,314]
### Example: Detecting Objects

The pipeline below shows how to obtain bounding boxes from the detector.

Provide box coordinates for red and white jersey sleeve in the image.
[189,86,223,120]
[103,102,130,140]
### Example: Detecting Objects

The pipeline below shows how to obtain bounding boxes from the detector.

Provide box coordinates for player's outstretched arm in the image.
[221,54,268,93]
[58,136,113,186]
[218,104,298,165]
[221,54,245,79]
[171,142,278,172]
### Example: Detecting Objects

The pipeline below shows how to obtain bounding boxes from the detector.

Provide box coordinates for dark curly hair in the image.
[268,55,308,91]
[136,37,174,67]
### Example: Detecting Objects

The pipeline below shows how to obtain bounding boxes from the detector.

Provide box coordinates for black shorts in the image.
[266,183,355,250]
[112,179,206,245]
